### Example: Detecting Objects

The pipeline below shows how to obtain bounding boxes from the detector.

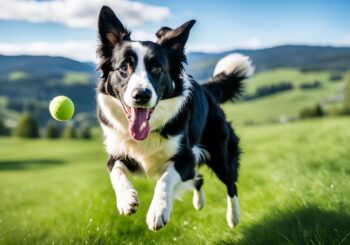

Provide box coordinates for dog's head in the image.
[97,6,195,141]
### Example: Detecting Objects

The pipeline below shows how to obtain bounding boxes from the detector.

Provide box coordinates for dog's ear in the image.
[155,27,173,39]
[97,6,130,79]
[98,6,130,49]
[156,20,196,52]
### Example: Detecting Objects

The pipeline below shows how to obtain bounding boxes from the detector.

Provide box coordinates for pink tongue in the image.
[129,108,150,141]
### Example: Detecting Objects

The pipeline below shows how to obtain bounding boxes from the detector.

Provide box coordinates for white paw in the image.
[226,195,240,228]
[146,197,171,231]
[193,188,205,210]
[116,188,139,216]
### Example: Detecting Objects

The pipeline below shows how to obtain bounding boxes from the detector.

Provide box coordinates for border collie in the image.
[96,6,254,231]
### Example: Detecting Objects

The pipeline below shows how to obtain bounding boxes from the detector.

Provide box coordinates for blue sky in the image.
[0,0,349,61]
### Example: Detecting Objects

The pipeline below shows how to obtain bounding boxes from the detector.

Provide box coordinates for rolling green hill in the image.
[187,45,350,82]
[222,68,344,125]
[0,45,349,128]
[0,55,94,75]
[0,55,97,126]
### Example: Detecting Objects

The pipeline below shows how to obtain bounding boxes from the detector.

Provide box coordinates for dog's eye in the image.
[152,66,162,74]
[118,65,128,74]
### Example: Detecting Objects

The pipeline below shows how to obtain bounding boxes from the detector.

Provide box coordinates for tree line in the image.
[299,72,350,119]
[0,112,92,139]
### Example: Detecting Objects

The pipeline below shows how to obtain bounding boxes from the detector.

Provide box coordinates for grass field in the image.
[222,69,344,125]
[63,72,92,85]
[0,117,349,244]
[7,71,29,81]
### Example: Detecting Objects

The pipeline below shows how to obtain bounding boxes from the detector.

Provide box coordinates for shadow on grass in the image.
[219,205,350,245]
[0,159,66,171]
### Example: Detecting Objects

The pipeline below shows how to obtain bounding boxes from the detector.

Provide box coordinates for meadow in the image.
[222,68,343,125]
[0,116,349,244]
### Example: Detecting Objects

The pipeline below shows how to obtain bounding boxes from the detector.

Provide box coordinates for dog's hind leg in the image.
[193,173,205,210]
[202,120,241,228]
[207,157,240,228]
[226,182,240,228]
[210,155,240,228]
[211,161,240,228]
[191,146,208,210]
[107,156,139,216]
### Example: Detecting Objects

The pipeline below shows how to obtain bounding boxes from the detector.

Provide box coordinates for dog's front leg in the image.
[107,157,138,216]
[146,163,182,231]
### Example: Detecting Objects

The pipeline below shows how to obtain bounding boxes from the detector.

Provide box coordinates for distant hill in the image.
[0,55,97,125]
[0,55,94,76]
[187,45,350,82]
[0,45,349,126]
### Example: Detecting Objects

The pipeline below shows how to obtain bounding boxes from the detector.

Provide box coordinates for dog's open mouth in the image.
[124,106,154,141]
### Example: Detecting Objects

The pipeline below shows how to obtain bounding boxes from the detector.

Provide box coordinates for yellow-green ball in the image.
[49,96,75,121]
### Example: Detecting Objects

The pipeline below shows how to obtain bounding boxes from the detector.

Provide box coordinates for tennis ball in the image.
[49,96,75,121]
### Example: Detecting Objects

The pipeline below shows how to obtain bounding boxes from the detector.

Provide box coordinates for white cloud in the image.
[0,41,238,62]
[245,38,264,49]
[131,30,155,42]
[240,36,350,49]
[187,38,269,53]
[188,36,350,54]
[0,41,97,62]
[2,35,350,63]
[0,0,170,28]
[0,39,299,63]
[187,44,226,53]
[0,30,155,61]
[329,33,350,47]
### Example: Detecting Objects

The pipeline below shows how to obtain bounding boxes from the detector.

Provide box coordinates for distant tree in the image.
[44,122,61,139]
[299,80,321,90]
[0,119,9,136]
[14,112,39,138]
[62,124,77,139]
[244,82,294,101]
[344,73,350,114]
[6,100,24,112]
[329,73,343,82]
[77,124,92,139]
[314,103,325,117]
[299,103,324,119]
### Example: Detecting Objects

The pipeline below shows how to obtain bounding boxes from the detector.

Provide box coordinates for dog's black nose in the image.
[132,88,152,105]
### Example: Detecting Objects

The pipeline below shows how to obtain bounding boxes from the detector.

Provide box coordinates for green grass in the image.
[7,71,29,81]
[63,72,91,85]
[0,117,349,244]
[0,97,20,126]
[244,68,333,94]
[222,69,344,124]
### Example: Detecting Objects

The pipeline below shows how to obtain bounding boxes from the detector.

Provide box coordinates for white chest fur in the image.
[98,94,183,175]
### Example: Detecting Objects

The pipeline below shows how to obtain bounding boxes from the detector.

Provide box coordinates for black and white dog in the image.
[96,6,253,231]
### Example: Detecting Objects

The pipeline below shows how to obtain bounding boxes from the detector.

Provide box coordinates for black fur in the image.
[194,174,204,191]
[107,155,141,173]
[202,72,245,104]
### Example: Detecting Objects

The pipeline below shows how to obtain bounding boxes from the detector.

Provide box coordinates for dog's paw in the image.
[116,188,139,216]
[146,198,170,231]
[193,188,205,210]
[226,195,240,228]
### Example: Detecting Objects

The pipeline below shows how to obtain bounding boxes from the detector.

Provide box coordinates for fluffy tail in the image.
[202,53,254,104]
